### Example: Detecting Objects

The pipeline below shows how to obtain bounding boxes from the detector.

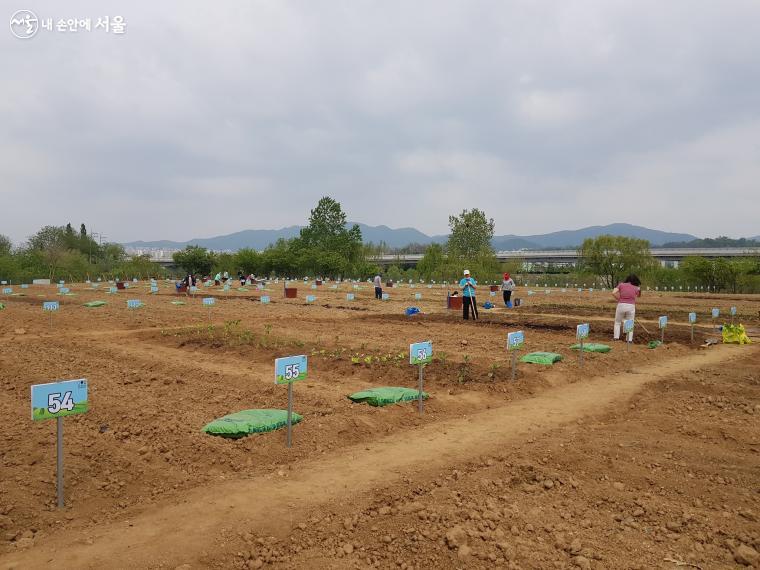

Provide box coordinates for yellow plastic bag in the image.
[722,324,751,345]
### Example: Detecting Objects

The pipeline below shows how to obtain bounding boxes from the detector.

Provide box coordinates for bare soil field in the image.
[1,281,758,569]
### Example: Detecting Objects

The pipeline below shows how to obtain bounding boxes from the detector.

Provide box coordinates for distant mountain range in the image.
[124,222,706,251]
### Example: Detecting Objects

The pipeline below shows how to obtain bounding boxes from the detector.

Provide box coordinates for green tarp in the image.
[569,343,611,353]
[520,352,563,365]
[83,301,107,308]
[171,300,186,305]
[348,387,428,407]
[648,340,662,349]
[0,303,4,310]
[202,409,302,439]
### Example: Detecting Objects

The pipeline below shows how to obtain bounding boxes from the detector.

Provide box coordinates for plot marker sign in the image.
[624,319,634,352]
[658,316,668,343]
[275,355,308,448]
[576,323,589,368]
[409,341,432,414]
[507,331,524,380]
[31,379,89,508]
[688,312,697,343]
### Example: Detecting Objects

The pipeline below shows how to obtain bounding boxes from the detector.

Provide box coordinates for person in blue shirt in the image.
[459,269,478,320]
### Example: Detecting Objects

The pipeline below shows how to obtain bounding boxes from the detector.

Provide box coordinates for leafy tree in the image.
[447,209,495,259]
[578,235,656,288]
[417,243,445,280]
[299,196,363,266]
[234,248,261,275]
[80,224,87,237]
[173,246,215,275]
[0,234,12,256]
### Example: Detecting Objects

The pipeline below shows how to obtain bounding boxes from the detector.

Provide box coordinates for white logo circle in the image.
[10,9,39,39]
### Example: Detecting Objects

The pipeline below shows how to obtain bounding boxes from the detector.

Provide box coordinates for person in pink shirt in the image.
[612,274,641,341]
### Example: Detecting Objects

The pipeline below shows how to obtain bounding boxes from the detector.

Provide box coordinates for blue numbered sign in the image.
[576,323,590,340]
[59,287,70,294]
[658,316,668,329]
[623,319,634,333]
[202,297,215,306]
[382,293,389,300]
[346,293,355,301]
[507,331,524,351]
[43,301,59,311]
[730,306,737,316]
[688,312,697,324]
[150,285,159,294]
[127,300,142,309]
[31,379,88,421]
[21,284,29,289]
[261,295,270,304]
[711,308,719,318]
[275,355,308,385]
[306,295,316,303]
[190,286,198,293]
[414,293,422,300]
[409,341,433,365]
[2,287,12,295]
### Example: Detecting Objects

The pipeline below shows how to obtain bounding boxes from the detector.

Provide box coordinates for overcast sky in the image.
[2,0,759,244]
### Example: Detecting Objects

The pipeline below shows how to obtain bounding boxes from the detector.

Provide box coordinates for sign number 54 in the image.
[47,392,75,414]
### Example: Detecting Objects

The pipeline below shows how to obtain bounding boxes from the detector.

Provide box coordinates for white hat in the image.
[463,269,470,275]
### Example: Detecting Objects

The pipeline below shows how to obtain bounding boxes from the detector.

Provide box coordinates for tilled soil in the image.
[0,281,758,569]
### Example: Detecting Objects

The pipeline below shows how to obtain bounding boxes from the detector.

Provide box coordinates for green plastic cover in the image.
[570,343,611,353]
[348,387,429,407]
[647,340,662,349]
[237,287,249,292]
[83,301,107,308]
[202,409,302,439]
[0,303,4,310]
[171,300,186,305]
[520,352,563,365]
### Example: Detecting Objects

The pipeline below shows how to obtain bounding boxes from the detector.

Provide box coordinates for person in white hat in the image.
[459,269,478,320]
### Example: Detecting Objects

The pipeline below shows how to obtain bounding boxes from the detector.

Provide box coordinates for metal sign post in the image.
[31,379,89,508]
[688,312,696,343]
[409,341,432,415]
[658,316,668,344]
[275,355,308,448]
[624,319,634,352]
[507,331,524,380]
[576,323,589,368]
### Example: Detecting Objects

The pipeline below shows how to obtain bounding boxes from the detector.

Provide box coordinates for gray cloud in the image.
[2,0,759,244]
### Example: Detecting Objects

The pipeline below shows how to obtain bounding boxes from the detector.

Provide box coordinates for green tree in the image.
[173,246,215,275]
[578,235,656,288]
[0,234,12,256]
[447,209,495,259]
[297,196,363,276]
[234,248,261,275]
[417,243,445,280]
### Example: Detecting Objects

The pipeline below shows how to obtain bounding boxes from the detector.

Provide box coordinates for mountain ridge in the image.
[124,222,701,251]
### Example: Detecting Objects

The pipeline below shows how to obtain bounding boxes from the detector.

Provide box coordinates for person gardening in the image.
[373,274,383,300]
[612,274,641,342]
[459,269,478,320]
[501,272,515,307]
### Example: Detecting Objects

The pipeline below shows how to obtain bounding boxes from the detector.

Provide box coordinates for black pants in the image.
[463,296,478,320]
[503,290,512,305]
[375,286,382,299]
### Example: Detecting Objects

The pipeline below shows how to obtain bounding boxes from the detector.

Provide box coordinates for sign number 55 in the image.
[284,364,300,380]
[47,391,75,414]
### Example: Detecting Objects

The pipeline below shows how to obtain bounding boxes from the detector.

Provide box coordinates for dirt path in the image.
[1,344,752,570]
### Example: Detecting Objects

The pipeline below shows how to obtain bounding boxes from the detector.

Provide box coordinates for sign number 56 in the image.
[47,391,75,414]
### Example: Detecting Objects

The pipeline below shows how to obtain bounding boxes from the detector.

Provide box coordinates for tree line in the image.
[0,224,161,283]
[3,199,758,292]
